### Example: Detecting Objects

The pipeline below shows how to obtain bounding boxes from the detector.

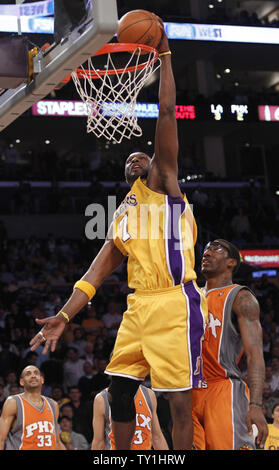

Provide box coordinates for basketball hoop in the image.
[69,43,160,143]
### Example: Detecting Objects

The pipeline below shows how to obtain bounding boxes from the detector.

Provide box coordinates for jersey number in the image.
[37,434,53,447]
[133,430,143,445]
[119,213,131,242]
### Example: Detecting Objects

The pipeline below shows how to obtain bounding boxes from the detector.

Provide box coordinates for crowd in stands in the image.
[206,7,279,28]
[117,1,279,28]
[0,166,278,251]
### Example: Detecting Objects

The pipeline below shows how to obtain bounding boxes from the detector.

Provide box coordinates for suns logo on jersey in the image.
[208,312,221,338]
[25,420,55,438]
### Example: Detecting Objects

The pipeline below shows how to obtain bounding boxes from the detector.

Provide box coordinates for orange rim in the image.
[61,43,159,84]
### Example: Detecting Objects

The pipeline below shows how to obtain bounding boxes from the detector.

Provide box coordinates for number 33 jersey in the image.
[5,394,58,450]
[113,177,198,290]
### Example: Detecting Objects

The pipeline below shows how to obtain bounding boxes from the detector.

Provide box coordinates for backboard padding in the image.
[0,0,118,131]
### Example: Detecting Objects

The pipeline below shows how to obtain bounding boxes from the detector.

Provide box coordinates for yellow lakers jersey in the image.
[113,177,197,290]
[265,423,279,450]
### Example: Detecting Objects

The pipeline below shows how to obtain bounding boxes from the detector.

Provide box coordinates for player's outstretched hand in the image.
[29,315,66,354]
[246,404,268,449]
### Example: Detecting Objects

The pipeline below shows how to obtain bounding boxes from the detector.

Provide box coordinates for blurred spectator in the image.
[263,330,273,363]
[40,351,64,391]
[262,403,273,424]
[67,386,93,443]
[20,351,39,371]
[63,347,85,391]
[92,330,115,360]
[0,306,7,329]
[264,403,279,450]
[51,385,70,408]
[9,384,21,395]
[230,208,251,239]
[265,365,279,396]
[77,361,96,401]
[0,342,19,377]
[68,327,88,358]
[3,371,20,398]
[262,382,279,420]
[45,292,61,316]
[60,403,75,422]
[59,416,89,450]
[82,342,96,367]
[89,358,110,397]
[101,301,123,338]
[81,306,105,343]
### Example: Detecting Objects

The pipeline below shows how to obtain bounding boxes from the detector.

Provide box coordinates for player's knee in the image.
[108,376,139,422]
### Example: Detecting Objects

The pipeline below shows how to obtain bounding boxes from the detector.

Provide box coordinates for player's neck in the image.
[205,274,233,291]
[23,390,43,405]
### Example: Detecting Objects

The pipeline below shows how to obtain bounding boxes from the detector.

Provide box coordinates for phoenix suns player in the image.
[192,239,268,450]
[0,366,65,450]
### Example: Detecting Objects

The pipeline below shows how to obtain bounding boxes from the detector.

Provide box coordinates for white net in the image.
[71,44,161,143]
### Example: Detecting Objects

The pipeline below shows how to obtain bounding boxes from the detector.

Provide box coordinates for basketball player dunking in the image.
[192,239,268,450]
[0,366,65,450]
[30,17,208,450]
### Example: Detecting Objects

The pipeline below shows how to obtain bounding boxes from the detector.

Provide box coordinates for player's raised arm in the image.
[147,18,180,197]
[30,224,126,354]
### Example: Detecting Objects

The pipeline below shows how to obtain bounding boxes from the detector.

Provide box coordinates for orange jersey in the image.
[202,284,246,381]
[5,394,58,450]
[101,385,153,450]
[192,284,256,450]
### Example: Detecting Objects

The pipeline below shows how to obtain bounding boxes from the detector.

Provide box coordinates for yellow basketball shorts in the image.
[105,281,208,391]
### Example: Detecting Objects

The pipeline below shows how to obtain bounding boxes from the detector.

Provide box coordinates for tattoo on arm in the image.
[233,289,265,402]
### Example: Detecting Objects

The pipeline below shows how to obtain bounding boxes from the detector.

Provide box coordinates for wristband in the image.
[159,50,171,57]
[74,280,96,300]
[58,311,70,323]
[249,402,263,407]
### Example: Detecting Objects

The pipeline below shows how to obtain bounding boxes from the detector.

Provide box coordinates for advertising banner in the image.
[241,250,279,267]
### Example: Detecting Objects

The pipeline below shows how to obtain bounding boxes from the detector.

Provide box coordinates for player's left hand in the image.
[245,404,268,449]
[29,315,66,354]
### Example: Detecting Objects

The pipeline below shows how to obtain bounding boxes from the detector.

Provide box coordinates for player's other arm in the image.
[147,19,180,197]
[30,224,125,353]
[233,289,268,448]
[148,389,169,450]
[53,401,66,450]
[0,397,17,450]
[91,393,106,450]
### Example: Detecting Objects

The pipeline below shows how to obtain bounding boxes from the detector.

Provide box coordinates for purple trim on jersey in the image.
[166,196,186,286]
[183,281,205,388]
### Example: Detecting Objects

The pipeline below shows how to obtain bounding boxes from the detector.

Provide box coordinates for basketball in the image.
[117,10,162,49]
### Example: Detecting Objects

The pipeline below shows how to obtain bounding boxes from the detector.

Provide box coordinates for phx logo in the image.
[239,444,253,450]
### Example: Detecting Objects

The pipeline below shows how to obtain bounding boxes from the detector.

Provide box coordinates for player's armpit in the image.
[82,230,126,290]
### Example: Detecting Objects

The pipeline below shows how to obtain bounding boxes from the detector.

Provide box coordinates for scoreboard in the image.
[31,100,264,122]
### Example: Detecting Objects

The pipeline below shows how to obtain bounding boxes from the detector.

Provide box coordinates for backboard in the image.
[0,0,118,131]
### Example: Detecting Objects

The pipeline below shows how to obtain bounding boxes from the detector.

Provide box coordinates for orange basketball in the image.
[117,10,162,49]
